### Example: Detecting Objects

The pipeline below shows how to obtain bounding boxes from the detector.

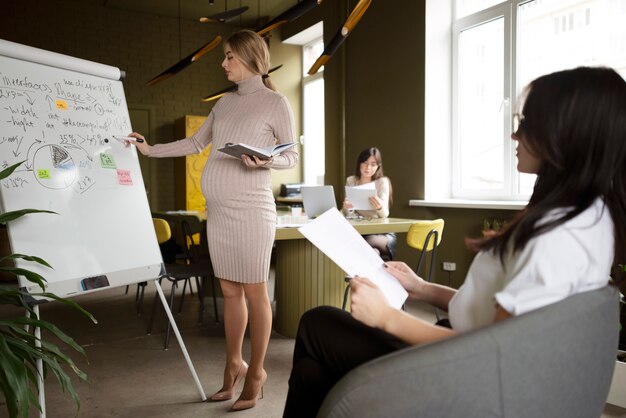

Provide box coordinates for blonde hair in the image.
[225,29,276,91]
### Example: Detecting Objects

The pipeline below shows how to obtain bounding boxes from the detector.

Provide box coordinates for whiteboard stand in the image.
[153,279,207,401]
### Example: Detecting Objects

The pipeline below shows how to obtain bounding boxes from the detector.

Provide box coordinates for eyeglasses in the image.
[512,113,526,135]
[360,162,379,169]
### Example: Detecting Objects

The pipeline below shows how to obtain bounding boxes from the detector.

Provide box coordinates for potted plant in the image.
[0,161,96,417]
[482,218,507,238]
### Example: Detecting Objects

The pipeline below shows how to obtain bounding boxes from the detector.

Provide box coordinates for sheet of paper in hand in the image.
[298,208,408,309]
[345,182,376,210]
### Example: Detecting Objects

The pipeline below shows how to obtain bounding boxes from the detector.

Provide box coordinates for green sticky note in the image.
[36,169,51,179]
[100,153,117,169]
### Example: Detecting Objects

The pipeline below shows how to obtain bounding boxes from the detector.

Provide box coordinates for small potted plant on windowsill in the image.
[0,161,96,417]
[482,218,506,238]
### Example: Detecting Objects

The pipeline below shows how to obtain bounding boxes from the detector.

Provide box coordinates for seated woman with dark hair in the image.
[342,147,396,259]
[283,66,626,418]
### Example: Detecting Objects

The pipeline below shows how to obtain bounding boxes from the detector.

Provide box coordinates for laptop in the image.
[301,185,337,218]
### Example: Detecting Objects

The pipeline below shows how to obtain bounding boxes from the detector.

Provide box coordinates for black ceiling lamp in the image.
[146,1,245,86]
[146,35,222,86]
[256,0,323,37]
[308,0,371,75]
[199,6,249,23]
[147,0,323,87]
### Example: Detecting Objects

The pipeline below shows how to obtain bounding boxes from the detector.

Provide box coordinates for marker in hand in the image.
[113,136,144,143]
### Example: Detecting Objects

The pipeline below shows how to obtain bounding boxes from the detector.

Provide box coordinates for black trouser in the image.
[283,306,409,418]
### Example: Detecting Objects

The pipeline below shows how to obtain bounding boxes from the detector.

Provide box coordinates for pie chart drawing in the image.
[33,144,77,189]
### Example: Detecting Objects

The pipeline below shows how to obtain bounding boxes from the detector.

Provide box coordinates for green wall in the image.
[284,0,521,285]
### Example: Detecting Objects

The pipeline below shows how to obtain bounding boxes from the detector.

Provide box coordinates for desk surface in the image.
[154,211,417,240]
[275,217,418,240]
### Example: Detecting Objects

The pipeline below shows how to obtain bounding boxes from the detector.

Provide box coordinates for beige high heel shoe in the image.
[230,370,267,411]
[209,362,248,402]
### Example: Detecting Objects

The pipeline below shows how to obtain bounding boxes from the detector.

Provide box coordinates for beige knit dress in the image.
[148,76,298,283]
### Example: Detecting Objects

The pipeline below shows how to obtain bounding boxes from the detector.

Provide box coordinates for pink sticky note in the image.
[117,169,133,185]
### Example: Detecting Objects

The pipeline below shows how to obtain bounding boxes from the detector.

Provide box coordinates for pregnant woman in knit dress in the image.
[128,29,298,411]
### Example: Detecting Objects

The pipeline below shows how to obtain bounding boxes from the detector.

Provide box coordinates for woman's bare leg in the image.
[237,281,272,402]
[213,278,248,397]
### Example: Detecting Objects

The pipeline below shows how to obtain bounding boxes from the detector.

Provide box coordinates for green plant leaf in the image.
[0,267,47,290]
[0,159,89,417]
[0,254,54,269]
[0,286,39,312]
[34,293,97,324]
[4,317,88,356]
[0,209,56,224]
[0,161,25,180]
[0,335,34,417]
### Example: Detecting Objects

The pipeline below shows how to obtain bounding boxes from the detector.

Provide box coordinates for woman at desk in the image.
[342,147,396,259]
[128,29,298,411]
[283,67,626,417]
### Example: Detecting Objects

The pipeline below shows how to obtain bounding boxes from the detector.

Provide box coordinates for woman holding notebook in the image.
[342,147,396,259]
[284,67,626,417]
[128,29,297,411]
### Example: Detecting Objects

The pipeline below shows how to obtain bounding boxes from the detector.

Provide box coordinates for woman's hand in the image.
[342,198,354,210]
[242,154,272,168]
[383,261,426,300]
[349,276,394,329]
[369,195,383,210]
[126,132,151,156]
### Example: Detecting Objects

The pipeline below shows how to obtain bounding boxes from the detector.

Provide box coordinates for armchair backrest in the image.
[318,286,620,418]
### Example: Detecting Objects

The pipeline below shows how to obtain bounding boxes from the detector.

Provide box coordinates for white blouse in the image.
[449,198,614,332]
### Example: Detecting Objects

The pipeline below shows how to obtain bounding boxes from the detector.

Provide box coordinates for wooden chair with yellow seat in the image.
[406,219,445,320]
[148,217,218,349]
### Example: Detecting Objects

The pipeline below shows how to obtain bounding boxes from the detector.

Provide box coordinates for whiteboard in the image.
[0,39,162,298]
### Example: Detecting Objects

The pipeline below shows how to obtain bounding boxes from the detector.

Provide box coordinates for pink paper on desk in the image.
[298,208,408,309]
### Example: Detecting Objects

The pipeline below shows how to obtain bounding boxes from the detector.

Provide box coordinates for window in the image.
[426,0,626,202]
[302,38,325,185]
[284,22,325,186]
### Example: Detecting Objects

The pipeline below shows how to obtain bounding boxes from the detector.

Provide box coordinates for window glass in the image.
[303,76,325,185]
[302,37,325,185]
[515,0,626,195]
[303,39,325,76]
[518,0,626,89]
[457,17,505,191]
[450,0,626,200]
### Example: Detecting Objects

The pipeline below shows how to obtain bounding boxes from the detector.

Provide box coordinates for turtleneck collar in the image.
[236,75,266,96]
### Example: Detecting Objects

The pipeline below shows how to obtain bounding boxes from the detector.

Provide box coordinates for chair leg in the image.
[147,278,163,335]
[427,247,441,322]
[178,279,189,313]
[211,276,219,323]
[136,282,147,316]
[196,276,205,324]
[164,280,177,350]
[342,276,352,311]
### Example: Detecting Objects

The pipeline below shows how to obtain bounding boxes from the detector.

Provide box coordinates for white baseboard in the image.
[607,359,626,408]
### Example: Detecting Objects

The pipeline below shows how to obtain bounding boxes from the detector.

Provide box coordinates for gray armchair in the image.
[318,286,619,418]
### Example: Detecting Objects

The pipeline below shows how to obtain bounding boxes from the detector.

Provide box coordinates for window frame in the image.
[451,1,527,200]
